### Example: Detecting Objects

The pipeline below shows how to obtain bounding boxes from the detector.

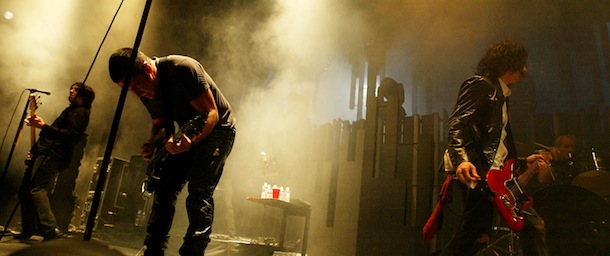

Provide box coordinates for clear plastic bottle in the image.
[261,182,268,198]
[266,183,272,198]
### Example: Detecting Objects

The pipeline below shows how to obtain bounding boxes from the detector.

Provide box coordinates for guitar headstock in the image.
[28,93,40,113]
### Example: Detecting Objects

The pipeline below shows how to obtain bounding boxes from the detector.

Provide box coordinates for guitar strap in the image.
[155,57,176,137]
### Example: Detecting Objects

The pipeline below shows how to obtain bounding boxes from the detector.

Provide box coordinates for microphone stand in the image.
[83,0,153,240]
[0,90,36,194]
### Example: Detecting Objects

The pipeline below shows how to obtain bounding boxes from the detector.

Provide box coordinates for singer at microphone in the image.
[18,82,94,241]
[27,88,51,95]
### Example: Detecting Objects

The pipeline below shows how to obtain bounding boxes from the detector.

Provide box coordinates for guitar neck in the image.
[30,125,36,147]
[516,165,536,188]
[29,95,37,147]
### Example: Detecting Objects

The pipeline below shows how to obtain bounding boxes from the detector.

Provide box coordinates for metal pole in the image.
[0,94,31,193]
[83,0,154,240]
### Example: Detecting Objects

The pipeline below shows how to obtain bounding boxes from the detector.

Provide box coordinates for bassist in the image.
[18,82,94,241]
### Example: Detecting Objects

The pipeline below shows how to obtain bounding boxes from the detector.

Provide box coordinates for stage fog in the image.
[1,0,609,255]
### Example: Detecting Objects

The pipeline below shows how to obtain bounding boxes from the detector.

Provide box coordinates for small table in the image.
[246,197,311,255]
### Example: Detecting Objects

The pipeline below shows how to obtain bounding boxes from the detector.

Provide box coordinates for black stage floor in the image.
[0,234,141,256]
[0,232,289,256]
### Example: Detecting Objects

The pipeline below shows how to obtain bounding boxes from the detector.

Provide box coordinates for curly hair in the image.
[476,40,528,79]
[108,48,151,83]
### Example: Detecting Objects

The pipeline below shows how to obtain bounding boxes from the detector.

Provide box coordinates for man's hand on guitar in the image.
[166,134,193,155]
[24,114,45,129]
[456,161,480,189]
[140,142,155,163]
[525,153,549,174]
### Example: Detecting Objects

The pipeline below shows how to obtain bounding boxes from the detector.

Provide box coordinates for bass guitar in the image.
[485,159,538,231]
[26,93,39,164]
[143,115,206,193]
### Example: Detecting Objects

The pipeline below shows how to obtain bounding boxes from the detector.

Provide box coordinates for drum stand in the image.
[475,216,522,256]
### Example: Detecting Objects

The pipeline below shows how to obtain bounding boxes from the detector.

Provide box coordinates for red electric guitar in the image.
[485,159,538,231]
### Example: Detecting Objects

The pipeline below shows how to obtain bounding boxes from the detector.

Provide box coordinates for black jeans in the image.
[144,127,235,256]
[18,154,64,236]
[439,182,549,256]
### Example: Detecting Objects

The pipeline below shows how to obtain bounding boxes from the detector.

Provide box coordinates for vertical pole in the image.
[84,0,154,240]
[0,97,30,193]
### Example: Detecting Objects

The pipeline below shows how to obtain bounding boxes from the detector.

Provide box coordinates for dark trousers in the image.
[18,154,63,236]
[144,128,235,256]
[439,182,549,256]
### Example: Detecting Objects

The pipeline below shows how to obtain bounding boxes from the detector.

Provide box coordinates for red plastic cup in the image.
[272,188,280,199]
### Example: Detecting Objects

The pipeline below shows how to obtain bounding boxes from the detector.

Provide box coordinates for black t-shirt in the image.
[142,55,235,134]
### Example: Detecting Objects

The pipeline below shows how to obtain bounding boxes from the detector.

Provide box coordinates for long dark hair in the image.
[72,82,95,109]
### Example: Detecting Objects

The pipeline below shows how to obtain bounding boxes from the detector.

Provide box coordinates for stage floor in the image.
[0,234,141,256]
[0,233,286,256]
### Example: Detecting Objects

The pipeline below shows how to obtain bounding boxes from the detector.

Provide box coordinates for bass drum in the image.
[533,185,610,256]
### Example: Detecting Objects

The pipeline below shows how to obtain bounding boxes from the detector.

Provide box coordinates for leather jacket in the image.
[443,75,517,174]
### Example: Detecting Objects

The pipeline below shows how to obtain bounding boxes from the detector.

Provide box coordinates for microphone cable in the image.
[80,0,125,86]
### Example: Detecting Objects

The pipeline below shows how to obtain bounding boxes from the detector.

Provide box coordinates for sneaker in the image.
[43,228,73,241]
[12,232,44,243]
[13,233,34,240]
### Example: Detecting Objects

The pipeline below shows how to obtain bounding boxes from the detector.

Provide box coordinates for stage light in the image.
[261,151,267,162]
[3,11,14,20]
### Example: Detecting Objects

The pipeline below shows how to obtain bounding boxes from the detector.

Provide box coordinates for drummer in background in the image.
[539,134,578,185]
[550,135,576,161]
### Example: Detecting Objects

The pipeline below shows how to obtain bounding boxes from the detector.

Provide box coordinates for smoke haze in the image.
[0,0,607,254]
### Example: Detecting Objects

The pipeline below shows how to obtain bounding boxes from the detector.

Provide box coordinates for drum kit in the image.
[533,149,610,256]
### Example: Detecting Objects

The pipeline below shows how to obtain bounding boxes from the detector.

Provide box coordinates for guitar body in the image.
[143,148,168,193]
[143,115,206,193]
[486,159,533,231]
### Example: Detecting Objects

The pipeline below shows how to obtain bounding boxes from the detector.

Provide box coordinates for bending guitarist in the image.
[109,48,236,256]
[434,40,549,256]
[18,82,95,241]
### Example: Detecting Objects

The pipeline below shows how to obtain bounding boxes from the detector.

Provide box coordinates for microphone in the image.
[27,88,51,95]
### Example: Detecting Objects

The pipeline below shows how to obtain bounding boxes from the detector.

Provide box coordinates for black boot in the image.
[143,234,169,256]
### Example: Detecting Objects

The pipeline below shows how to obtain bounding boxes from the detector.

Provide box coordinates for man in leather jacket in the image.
[439,40,549,256]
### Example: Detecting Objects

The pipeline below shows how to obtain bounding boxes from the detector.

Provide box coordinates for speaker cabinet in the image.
[83,156,151,248]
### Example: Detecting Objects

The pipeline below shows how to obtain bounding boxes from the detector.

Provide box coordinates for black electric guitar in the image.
[143,115,206,193]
